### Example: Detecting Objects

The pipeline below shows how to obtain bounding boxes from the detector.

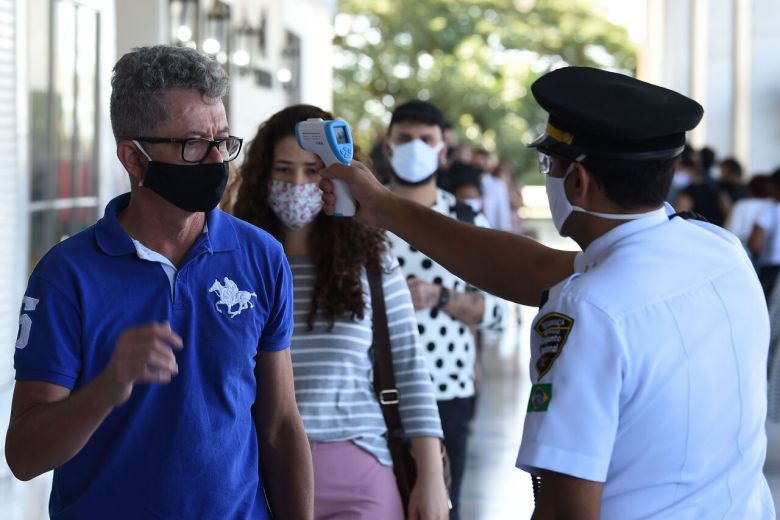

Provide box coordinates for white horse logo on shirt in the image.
[209,277,256,318]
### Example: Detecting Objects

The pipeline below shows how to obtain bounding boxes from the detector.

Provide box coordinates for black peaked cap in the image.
[529,67,704,160]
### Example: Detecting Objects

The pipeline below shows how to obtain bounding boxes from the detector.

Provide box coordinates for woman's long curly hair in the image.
[227,104,386,330]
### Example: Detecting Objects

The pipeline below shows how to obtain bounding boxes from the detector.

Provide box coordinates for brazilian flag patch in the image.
[527,384,552,412]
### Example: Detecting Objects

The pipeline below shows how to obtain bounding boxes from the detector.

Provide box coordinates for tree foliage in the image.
[332,0,636,182]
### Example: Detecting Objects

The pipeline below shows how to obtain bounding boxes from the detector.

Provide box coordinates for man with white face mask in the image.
[320,67,774,519]
[383,100,506,520]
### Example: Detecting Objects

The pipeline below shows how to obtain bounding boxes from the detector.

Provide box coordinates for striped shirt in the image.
[288,252,443,466]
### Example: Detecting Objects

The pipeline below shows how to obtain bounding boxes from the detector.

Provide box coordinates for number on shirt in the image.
[15,296,40,350]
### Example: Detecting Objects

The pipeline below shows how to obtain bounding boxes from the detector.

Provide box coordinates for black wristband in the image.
[436,286,451,309]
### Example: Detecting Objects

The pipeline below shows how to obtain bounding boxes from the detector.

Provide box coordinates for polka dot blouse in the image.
[387,189,506,401]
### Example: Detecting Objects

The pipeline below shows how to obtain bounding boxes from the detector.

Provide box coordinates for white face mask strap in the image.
[564,154,587,177]
[132,140,153,161]
[573,206,665,220]
[132,140,152,187]
[567,154,664,220]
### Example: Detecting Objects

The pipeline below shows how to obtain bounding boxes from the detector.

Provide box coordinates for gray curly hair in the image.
[109,45,230,142]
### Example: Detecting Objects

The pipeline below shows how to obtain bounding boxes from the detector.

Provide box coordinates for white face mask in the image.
[462,198,483,213]
[545,156,663,236]
[389,139,443,184]
[268,180,323,230]
[671,170,690,189]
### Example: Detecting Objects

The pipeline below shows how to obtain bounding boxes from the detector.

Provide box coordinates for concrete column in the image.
[701,0,734,157]
[748,0,780,174]
[732,0,751,170]
[661,0,692,95]
[689,0,708,147]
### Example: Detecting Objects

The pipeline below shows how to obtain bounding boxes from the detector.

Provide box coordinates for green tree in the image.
[333,0,636,182]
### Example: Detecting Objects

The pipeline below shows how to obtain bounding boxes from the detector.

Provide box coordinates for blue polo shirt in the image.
[14,193,294,519]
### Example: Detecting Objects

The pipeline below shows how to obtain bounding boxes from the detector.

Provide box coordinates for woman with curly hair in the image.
[228,104,448,520]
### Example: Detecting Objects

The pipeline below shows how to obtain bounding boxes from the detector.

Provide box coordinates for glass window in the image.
[28,0,100,273]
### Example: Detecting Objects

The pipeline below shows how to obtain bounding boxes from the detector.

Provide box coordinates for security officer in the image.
[317,66,775,519]
[515,67,774,519]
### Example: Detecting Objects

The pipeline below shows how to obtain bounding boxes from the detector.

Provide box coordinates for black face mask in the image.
[141,161,228,212]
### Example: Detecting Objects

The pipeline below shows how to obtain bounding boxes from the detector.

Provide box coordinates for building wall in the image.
[114,0,335,159]
[750,0,780,174]
[0,0,34,515]
[643,0,780,174]
[230,0,335,145]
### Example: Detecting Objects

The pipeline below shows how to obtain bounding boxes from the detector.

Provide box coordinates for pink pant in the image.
[311,441,404,520]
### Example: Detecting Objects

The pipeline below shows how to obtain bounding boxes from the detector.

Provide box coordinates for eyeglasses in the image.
[537,152,552,175]
[134,135,243,163]
[538,151,583,176]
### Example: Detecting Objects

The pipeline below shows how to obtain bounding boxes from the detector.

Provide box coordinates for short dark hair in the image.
[747,175,771,198]
[678,144,698,169]
[389,100,446,135]
[582,156,678,209]
[699,146,716,171]
[720,157,743,177]
[771,169,780,187]
[447,161,483,194]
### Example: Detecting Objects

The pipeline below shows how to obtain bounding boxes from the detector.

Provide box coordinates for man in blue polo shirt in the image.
[6,45,313,519]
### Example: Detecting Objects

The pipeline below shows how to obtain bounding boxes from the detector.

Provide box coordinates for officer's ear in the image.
[568,162,600,205]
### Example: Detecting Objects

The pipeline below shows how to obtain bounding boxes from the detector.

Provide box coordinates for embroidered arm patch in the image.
[533,312,574,378]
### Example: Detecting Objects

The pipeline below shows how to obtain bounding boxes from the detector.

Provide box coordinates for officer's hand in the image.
[407,278,441,310]
[102,322,183,406]
[319,160,392,227]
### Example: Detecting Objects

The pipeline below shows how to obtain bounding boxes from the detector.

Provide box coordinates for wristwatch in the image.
[436,286,451,310]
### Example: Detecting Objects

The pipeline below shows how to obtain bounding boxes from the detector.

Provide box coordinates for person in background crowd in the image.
[726,173,772,258]
[446,161,484,215]
[6,45,313,519]
[369,140,392,185]
[470,148,492,173]
[382,100,505,520]
[749,169,780,299]
[674,146,726,226]
[699,145,717,180]
[666,144,694,203]
[319,66,774,520]
[227,104,449,520]
[718,157,747,208]
[472,149,512,231]
[494,160,526,235]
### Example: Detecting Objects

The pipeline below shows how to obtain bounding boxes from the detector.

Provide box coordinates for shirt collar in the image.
[574,206,669,273]
[95,193,238,256]
[94,193,135,256]
[204,206,238,253]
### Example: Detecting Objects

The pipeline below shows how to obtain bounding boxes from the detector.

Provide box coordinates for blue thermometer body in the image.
[295,118,356,216]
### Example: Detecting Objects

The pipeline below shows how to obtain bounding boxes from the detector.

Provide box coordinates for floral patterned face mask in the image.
[268,180,323,229]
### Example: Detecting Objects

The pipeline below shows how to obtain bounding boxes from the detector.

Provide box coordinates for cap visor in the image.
[528,133,555,150]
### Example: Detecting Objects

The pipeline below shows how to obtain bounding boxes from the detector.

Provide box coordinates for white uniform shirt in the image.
[754,201,780,266]
[516,208,775,519]
[387,189,505,401]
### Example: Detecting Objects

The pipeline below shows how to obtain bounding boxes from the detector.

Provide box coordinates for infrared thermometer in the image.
[295,118,356,217]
